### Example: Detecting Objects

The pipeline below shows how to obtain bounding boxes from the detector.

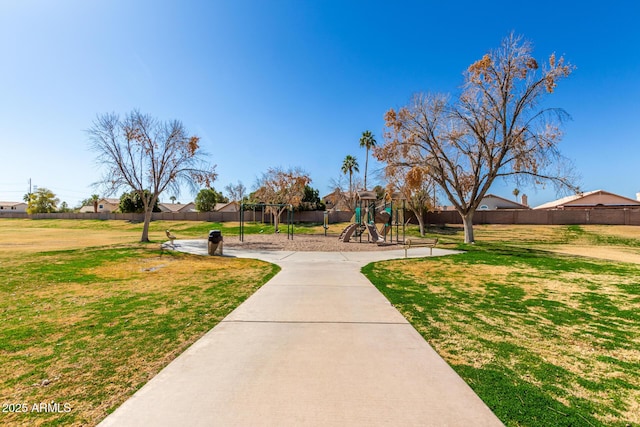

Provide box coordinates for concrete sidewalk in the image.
[99,241,502,426]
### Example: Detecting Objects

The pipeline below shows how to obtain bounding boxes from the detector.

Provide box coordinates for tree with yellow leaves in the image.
[254,166,310,232]
[384,165,435,237]
[376,33,577,243]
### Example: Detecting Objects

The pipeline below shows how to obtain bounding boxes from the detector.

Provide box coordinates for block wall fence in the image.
[1,209,640,226]
[0,210,354,223]
[424,209,640,226]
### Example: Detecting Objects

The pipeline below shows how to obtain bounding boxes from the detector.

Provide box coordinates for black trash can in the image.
[208,230,223,256]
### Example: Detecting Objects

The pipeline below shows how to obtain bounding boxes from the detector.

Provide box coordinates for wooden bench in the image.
[403,238,438,258]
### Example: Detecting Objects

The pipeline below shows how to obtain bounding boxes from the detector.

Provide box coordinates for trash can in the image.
[208,230,223,256]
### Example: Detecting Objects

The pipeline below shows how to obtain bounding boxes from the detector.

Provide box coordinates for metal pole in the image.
[323,210,328,237]
[402,200,406,242]
[395,207,399,243]
[358,199,362,243]
[385,199,393,243]
[240,203,244,242]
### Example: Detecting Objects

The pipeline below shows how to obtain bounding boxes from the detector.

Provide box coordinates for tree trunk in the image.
[349,173,353,204]
[364,148,369,190]
[461,211,475,244]
[409,207,427,237]
[272,207,282,233]
[140,208,152,242]
[273,213,279,233]
[416,212,426,237]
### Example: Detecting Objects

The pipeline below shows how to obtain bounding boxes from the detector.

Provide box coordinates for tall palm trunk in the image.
[349,172,353,199]
[364,148,369,190]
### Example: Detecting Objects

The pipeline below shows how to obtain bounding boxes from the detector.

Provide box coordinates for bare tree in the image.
[254,167,310,232]
[87,110,217,242]
[329,174,363,212]
[377,34,577,243]
[225,181,246,202]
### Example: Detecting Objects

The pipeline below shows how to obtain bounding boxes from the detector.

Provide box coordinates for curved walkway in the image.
[99,240,502,426]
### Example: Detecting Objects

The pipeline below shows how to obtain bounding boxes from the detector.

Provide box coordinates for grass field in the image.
[364,224,640,427]
[0,217,346,249]
[0,219,279,426]
[1,219,639,426]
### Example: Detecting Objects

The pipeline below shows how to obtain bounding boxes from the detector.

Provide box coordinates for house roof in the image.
[481,194,529,209]
[0,201,27,206]
[322,190,354,211]
[441,194,529,211]
[214,201,239,212]
[533,190,640,210]
[159,202,195,212]
[80,198,120,210]
[101,198,120,205]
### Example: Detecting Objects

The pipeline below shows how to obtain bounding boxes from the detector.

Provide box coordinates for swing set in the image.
[239,203,294,242]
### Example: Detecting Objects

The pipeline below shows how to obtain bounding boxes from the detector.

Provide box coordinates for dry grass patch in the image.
[471,224,567,244]
[581,225,640,240]
[0,220,140,254]
[546,245,640,264]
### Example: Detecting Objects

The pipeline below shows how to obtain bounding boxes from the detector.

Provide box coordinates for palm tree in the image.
[91,194,100,213]
[512,188,520,201]
[341,155,359,201]
[170,195,177,204]
[359,130,377,190]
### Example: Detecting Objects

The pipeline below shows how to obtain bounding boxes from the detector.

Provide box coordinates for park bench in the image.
[403,237,438,258]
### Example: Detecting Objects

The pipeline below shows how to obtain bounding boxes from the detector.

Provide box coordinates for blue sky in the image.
[1,0,638,208]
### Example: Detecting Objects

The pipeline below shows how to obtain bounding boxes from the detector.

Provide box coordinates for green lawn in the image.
[363,225,640,427]
[2,219,639,426]
[0,219,279,426]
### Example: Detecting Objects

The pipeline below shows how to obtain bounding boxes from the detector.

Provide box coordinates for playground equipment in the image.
[338,223,359,242]
[239,203,294,242]
[338,191,406,244]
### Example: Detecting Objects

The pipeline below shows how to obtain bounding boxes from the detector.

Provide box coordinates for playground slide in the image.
[365,222,385,243]
[338,223,358,242]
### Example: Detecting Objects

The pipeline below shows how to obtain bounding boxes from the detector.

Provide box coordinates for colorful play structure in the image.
[338,191,406,245]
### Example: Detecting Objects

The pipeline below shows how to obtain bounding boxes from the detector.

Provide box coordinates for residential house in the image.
[323,189,354,212]
[0,201,28,213]
[214,201,240,212]
[79,198,120,213]
[477,194,530,210]
[533,190,640,210]
[441,194,530,211]
[158,202,196,213]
